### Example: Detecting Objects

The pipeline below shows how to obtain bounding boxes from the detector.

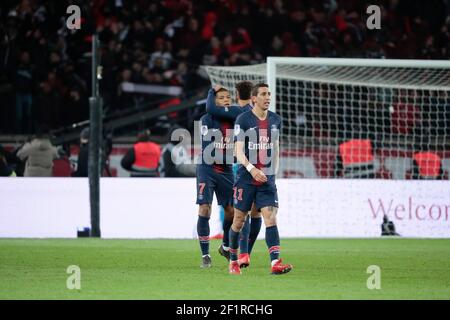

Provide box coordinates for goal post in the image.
[266,57,450,113]
[203,64,266,102]
[204,58,450,179]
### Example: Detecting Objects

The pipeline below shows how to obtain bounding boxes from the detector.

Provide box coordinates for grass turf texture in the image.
[1,238,449,299]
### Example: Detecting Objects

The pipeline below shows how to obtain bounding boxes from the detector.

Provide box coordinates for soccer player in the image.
[206,82,262,268]
[228,83,293,275]
[196,87,235,268]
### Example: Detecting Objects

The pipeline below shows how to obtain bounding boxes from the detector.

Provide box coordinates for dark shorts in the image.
[233,179,278,212]
[196,165,234,207]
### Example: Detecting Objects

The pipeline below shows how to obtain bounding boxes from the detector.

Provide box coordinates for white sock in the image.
[222,245,230,251]
[271,259,279,267]
[202,254,210,258]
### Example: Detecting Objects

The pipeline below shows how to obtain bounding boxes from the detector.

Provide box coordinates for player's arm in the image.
[206,87,242,120]
[235,140,267,183]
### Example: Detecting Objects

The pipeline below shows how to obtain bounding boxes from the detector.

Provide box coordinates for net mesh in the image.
[204,61,450,179]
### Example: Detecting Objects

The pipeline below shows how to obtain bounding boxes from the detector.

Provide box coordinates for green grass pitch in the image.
[1,238,449,299]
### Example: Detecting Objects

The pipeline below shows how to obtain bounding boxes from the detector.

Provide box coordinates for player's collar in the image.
[251,108,269,121]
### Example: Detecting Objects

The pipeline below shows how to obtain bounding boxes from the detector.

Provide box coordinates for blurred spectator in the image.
[16,125,59,177]
[177,17,202,51]
[149,37,173,71]
[121,129,161,177]
[15,51,33,133]
[0,146,16,177]
[0,144,19,172]
[72,127,90,177]
[0,0,449,135]
[202,36,224,65]
[0,154,16,177]
[159,125,196,177]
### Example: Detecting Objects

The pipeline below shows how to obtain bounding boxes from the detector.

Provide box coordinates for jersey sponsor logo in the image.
[200,125,235,165]
[248,136,274,150]
[214,137,234,150]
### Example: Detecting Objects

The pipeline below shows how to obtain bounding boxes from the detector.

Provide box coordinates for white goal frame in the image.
[266,57,450,112]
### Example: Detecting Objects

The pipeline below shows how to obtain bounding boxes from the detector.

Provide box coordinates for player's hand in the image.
[213,84,223,92]
[250,168,268,183]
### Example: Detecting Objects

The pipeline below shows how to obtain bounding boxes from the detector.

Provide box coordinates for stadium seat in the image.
[52,158,73,177]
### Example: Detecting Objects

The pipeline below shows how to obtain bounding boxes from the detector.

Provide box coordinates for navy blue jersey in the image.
[206,88,252,120]
[234,110,282,185]
[199,113,234,173]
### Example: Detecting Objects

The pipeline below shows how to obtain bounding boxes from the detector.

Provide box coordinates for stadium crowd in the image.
[1,0,449,134]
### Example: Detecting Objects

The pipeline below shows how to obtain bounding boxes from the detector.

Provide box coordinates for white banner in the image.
[0,178,90,238]
[277,179,450,238]
[0,178,449,238]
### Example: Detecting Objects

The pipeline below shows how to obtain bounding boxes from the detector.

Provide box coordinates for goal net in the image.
[203,58,450,180]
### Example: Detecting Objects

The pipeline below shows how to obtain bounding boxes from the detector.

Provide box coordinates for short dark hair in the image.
[137,129,151,142]
[80,127,90,141]
[235,81,253,100]
[216,87,229,94]
[251,83,269,97]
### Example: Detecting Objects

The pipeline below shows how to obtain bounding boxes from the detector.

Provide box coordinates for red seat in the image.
[52,157,73,177]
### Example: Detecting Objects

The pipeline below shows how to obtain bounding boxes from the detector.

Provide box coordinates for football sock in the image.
[222,218,233,249]
[248,217,262,254]
[265,225,280,261]
[197,215,210,256]
[239,215,250,254]
[229,227,240,261]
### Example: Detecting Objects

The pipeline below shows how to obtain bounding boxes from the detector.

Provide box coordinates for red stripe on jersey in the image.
[254,118,269,186]
[268,246,280,253]
[221,121,232,135]
[213,164,225,173]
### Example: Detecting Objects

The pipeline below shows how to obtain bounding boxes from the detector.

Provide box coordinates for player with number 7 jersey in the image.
[195,86,235,269]
[205,82,263,269]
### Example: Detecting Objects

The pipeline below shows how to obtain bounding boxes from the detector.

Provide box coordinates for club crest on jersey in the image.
[201,125,208,136]
[234,124,240,136]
